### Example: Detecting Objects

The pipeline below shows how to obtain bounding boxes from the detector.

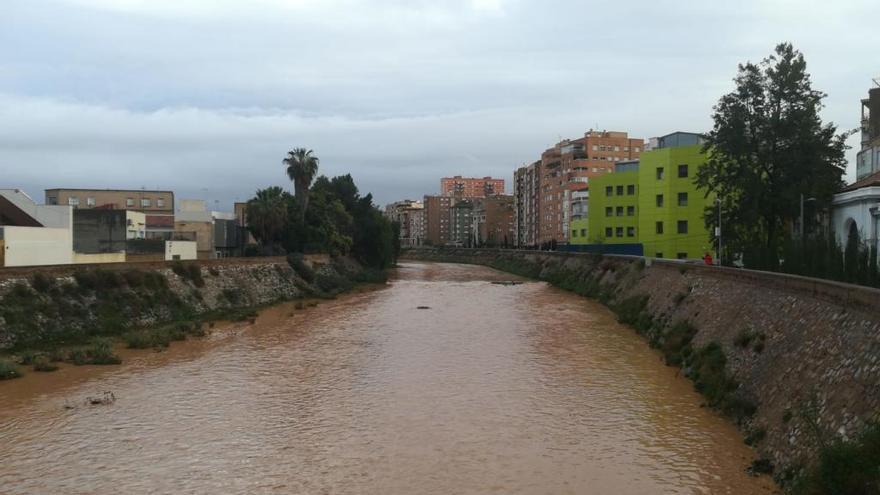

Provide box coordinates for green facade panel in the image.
[586,171,640,245]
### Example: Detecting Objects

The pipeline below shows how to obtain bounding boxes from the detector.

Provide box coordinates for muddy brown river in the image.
[0,262,776,494]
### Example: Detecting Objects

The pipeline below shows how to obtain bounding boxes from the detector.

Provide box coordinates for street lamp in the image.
[800,194,817,239]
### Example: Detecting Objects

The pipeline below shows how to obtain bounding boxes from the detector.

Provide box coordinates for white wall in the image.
[831,187,880,251]
[165,241,197,261]
[0,226,74,267]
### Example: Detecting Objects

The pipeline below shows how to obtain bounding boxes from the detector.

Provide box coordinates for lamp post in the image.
[800,194,817,239]
[716,197,722,265]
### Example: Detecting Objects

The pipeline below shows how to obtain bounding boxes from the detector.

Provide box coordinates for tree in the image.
[246,186,289,253]
[283,148,320,222]
[696,43,851,269]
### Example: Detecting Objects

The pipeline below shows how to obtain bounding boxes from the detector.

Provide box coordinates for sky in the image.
[1,0,878,210]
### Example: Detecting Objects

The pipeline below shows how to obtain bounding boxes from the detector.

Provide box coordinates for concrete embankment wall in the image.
[402,248,880,476]
[0,255,364,351]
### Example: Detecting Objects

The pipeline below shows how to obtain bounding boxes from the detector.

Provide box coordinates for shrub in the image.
[734,329,754,348]
[287,253,316,283]
[0,359,22,380]
[687,342,756,420]
[673,292,688,305]
[208,266,220,276]
[315,273,352,294]
[222,288,243,306]
[172,262,205,288]
[18,350,40,365]
[745,426,766,446]
[661,321,698,366]
[793,424,880,494]
[70,338,121,365]
[354,268,388,284]
[31,272,55,293]
[33,356,59,372]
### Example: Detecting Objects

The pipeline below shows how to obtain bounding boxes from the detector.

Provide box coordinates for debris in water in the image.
[87,391,116,406]
[491,281,522,286]
[417,306,431,310]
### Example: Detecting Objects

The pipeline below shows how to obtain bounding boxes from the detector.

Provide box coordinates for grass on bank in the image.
[790,423,880,495]
[0,359,21,380]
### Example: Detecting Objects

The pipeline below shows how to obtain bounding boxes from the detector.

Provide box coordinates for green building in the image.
[582,132,716,260]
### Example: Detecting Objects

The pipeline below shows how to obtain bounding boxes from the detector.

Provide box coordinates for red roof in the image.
[842,170,880,192]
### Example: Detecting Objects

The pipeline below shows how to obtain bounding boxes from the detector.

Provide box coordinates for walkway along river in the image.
[0,262,777,494]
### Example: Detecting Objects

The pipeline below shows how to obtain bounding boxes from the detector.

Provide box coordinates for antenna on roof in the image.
[873,76,880,88]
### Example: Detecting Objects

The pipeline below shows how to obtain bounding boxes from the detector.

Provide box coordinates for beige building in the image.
[45,188,175,235]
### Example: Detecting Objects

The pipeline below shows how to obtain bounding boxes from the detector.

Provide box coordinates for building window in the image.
[47,196,58,205]
[616,206,624,216]
[68,197,79,206]
[656,194,664,207]
[616,185,624,196]
[635,147,640,153]
[126,198,134,207]
[571,229,577,238]
[656,167,665,180]
[626,206,635,216]
[656,252,663,258]
[614,146,620,152]
[678,164,689,178]
[627,185,635,195]
[678,192,688,206]
[656,221,664,234]
[86,197,96,206]
[606,186,613,196]
[141,198,151,207]
[677,252,688,259]
[627,227,635,237]
[677,220,688,234]
[592,145,598,151]
[605,227,612,237]
[157,199,165,208]
[580,228,586,237]
[605,207,613,217]
[624,146,630,151]
[615,227,624,237]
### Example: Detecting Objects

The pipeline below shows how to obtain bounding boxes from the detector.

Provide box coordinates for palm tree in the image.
[283,148,319,222]
[246,187,289,252]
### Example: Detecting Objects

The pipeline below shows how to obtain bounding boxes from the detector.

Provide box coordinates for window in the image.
[614,146,620,152]
[678,164,689,178]
[605,207,613,217]
[624,146,630,151]
[47,196,58,205]
[677,220,688,234]
[592,145,598,151]
[572,229,578,238]
[677,252,688,259]
[606,186,613,196]
[678,192,688,206]
[656,194,664,207]
[68,197,79,206]
[86,197,96,206]
[616,185,624,195]
[626,206,635,216]
[605,227,613,237]
[627,185,635,195]
[616,206,624,217]
[634,147,640,152]
[157,199,165,208]
[126,198,134,207]
[615,227,624,237]
[656,221,664,234]
[655,252,663,258]
[580,228,586,237]
[626,227,635,237]
[141,198,151,207]
[656,167,665,180]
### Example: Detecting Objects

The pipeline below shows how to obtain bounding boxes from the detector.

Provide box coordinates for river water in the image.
[0,262,776,494]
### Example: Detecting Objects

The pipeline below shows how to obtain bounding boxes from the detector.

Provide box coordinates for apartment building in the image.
[514,161,541,248]
[537,130,643,245]
[441,176,505,198]
[385,200,426,247]
[473,195,515,247]
[423,195,452,245]
[449,199,475,246]
[583,132,714,260]
[45,188,175,236]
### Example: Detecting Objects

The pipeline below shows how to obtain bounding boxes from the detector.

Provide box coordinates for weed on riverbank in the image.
[790,423,880,494]
[0,359,21,380]
[69,338,121,365]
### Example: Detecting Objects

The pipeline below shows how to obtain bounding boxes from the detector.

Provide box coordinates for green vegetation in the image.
[287,253,316,283]
[792,424,880,495]
[121,321,201,349]
[32,356,59,372]
[171,262,205,287]
[69,338,121,365]
[697,43,851,271]
[0,359,21,380]
[246,148,399,270]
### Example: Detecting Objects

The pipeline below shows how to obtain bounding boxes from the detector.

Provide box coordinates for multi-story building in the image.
[441,176,505,198]
[537,130,643,245]
[175,200,241,259]
[45,188,175,237]
[423,195,452,246]
[385,200,426,247]
[856,82,880,180]
[450,199,475,246]
[473,195,515,247]
[583,161,640,248]
[583,132,714,260]
[514,161,541,248]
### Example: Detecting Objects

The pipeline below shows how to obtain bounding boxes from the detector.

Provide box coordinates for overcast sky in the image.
[2,0,878,210]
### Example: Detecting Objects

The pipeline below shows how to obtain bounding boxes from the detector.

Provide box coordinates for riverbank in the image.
[0,254,384,378]
[401,248,880,490]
